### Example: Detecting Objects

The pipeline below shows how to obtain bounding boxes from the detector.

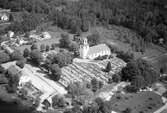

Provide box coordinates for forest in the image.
[0,0,167,48]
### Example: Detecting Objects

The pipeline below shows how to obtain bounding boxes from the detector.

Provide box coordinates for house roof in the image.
[87,44,110,56]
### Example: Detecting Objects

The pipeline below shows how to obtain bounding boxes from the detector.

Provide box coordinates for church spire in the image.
[79,37,89,59]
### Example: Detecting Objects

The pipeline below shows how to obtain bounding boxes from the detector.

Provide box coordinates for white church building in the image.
[79,38,111,60]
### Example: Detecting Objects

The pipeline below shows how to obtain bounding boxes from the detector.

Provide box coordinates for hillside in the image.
[85,25,166,60]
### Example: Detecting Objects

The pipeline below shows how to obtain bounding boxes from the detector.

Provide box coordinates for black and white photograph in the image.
[0,0,167,113]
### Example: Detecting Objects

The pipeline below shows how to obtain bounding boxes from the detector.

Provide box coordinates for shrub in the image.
[16,60,26,68]
[125,85,138,93]
[10,50,23,61]
[31,43,38,51]
[0,52,10,64]
[23,48,30,58]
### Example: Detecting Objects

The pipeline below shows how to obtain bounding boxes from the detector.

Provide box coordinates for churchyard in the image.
[60,57,126,87]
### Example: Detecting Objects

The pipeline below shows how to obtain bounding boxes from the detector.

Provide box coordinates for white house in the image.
[8,31,14,38]
[0,8,10,22]
[79,38,111,60]
[1,14,8,21]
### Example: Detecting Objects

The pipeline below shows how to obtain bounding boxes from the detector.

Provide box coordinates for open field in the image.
[60,57,126,87]
[91,26,166,59]
[80,26,165,62]
[110,91,164,113]
[143,53,167,72]
[80,25,167,72]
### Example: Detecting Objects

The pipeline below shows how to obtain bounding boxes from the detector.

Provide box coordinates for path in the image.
[73,58,104,68]
[25,64,67,95]
[154,103,167,113]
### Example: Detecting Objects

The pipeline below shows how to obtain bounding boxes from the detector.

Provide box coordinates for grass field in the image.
[110,91,164,113]
[83,25,167,72]
[146,53,167,72]
[91,26,166,59]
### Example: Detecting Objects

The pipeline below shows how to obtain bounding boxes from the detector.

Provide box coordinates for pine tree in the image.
[105,62,112,72]
[91,78,99,92]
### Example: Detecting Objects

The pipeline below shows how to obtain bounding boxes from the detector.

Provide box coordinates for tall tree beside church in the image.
[105,62,112,73]
[87,33,101,46]
[59,34,71,48]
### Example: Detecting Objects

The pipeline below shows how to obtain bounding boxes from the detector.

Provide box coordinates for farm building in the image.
[79,38,111,59]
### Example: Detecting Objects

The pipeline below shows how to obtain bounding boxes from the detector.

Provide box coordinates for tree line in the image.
[1,0,167,49]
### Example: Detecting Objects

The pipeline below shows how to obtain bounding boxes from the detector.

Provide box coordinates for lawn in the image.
[87,26,166,60]
[144,53,167,72]
[109,91,164,113]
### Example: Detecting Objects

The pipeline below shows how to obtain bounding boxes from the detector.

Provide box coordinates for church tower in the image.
[79,37,89,59]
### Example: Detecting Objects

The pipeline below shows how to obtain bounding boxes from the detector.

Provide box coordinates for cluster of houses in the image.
[0,32,128,111]
[1,33,167,113]
[29,30,51,41]
[0,30,51,54]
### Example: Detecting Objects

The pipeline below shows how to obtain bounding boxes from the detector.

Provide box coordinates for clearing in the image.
[109,91,164,113]
[89,26,166,59]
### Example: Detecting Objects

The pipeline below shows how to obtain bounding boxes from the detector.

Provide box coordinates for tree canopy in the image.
[52,52,73,67]
[49,64,61,81]
[59,34,71,48]
[0,52,10,64]
[121,59,160,90]
[29,49,43,65]
[10,50,23,61]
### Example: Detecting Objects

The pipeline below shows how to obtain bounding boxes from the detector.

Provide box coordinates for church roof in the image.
[87,44,110,56]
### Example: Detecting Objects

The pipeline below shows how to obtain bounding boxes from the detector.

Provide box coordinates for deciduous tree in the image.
[40,44,46,52]
[31,43,38,51]
[50,64,61,81]
[10,50,23,61]
[0,52,10,64]
[29,50,43,65]
[16,59,26,69]
[87,33,101,46]
[23,48,30,58]
[59,34,71,48]
[45,45,50,52]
